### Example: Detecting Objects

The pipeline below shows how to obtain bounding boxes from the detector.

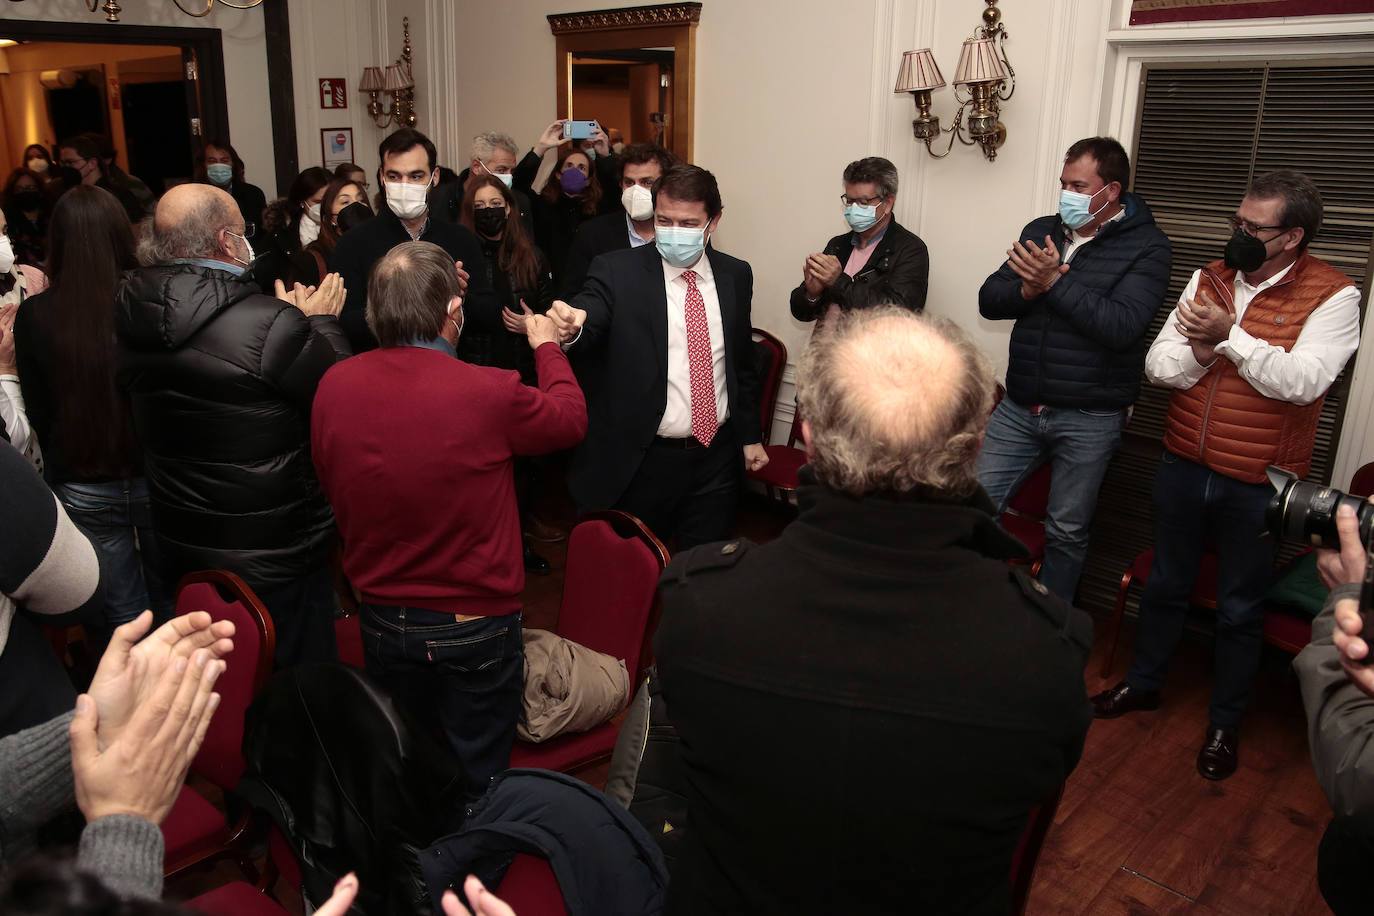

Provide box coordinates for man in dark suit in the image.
[559,143,677,298]
[549,165,767,548]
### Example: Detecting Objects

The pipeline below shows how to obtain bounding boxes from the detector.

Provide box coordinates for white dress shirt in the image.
[1145,261,1362,406]
[658,255,729,438]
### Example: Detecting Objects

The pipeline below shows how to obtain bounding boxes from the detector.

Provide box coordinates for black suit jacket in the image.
[566,244,761,510]
[788,218,929,320]
[559,211,637,298]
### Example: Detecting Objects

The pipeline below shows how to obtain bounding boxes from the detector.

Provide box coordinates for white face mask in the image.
[0,236,14,275]
[225,231,254,274]
[621,184,653,222]
[385,175,432,221]
[299,213,321,247]
[479,160,513,189]
[26,158,48,174]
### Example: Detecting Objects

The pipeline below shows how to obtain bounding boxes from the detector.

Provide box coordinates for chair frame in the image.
[751,327,788,447]
[164,569,275,880]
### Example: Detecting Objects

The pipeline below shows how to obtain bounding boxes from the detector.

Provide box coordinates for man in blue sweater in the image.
[978,136,1172,602]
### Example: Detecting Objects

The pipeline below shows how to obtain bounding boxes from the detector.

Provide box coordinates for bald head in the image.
[143,183,240,265]
[796,306,994,499]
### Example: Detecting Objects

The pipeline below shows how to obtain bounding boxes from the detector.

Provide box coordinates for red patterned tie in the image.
[682,270,718,446]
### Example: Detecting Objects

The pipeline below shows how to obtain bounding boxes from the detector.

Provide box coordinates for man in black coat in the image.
[654,306,1093,914]
[331,129,499,352]
[116,183,350,667]
[548,165,766,548]
[559,143,676,299]
[789,156,929,319]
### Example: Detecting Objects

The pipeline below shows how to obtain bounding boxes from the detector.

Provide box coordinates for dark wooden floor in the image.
[174,493,1335,914]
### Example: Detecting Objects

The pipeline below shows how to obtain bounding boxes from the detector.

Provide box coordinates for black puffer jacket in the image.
[116,263,350,591]
[978,193,1172,409]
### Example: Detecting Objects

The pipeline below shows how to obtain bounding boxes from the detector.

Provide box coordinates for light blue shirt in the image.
[172,257,247,278]
[402,335,457,358]
[850,222,890,251]
[626,213,650,248]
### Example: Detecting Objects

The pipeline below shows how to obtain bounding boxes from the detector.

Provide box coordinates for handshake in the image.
[547,301,588,345]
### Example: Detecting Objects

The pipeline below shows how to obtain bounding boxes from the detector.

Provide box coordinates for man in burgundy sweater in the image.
[311,242,586,795]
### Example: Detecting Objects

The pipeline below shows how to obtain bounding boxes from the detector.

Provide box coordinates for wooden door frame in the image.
[0,13,298,196]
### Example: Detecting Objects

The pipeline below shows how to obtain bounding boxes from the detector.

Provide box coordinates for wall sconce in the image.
[894,0,1014,161]
[359,17,417,130]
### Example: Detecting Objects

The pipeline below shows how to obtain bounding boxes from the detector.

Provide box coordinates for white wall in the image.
[0,0,275,195]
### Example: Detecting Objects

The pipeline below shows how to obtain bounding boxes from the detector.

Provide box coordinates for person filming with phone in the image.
[1295,498,1374,916]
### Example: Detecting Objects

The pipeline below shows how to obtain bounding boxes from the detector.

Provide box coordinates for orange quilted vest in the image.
[1162,252,1351,484]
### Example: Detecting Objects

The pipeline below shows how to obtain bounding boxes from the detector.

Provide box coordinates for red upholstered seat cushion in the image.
[749,445,807,490]
[160,785,228,866]
[510,721,618,772]
[999,512,1046,559]
[496,853,569,916]
[186,881,291,915]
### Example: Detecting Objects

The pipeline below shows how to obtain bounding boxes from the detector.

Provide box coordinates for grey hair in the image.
[136,195,232,266]
[1248,169,1323,251]
[842,157,899,200]
[471,131,518,164]
[365,241,461,348]
[795,306,994,499]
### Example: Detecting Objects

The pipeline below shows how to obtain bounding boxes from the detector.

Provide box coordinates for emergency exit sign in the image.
[319,78,347,109]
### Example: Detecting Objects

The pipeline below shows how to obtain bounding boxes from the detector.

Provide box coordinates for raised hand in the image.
[547,300,586,344]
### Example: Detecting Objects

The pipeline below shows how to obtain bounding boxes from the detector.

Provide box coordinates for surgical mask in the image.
[1058,186,1109,230]
[299,212,320,247]
[26,158,48,174]
[655,225,708,269]
[474,206,507,237]
[0,237,13,274]
[206,163,233,186]
[1223,229,1272,274]
[479,161,513,189]
[583,148,597,162]
[225,231,254,274]
[385,176,431,221]
[844,202,879,232]
[621,184,653,222]
[336,200,372,234]
[559,168,588,195]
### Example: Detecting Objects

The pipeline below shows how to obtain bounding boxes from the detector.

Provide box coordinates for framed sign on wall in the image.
[321,127,354,168]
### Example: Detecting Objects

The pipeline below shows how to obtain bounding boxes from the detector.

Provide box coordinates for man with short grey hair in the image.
[654,305,1092,913]
[311,241,585,795]
[432,130,533,233]
[116,182,350,668]
[790,156,929,320]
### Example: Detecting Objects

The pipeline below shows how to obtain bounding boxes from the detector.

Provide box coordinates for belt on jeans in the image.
[653,435,705,449]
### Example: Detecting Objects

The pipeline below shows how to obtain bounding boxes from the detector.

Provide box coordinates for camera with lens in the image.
[1265,467,1374,549]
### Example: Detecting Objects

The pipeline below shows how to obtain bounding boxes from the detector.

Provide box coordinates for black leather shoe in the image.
[1197,727,1239,781]
[1090,681,1161,719]
[523,543,550,575]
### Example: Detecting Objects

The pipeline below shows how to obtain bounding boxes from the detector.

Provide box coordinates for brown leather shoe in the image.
[1090,681,1161,719]
[1197,727,1238,781]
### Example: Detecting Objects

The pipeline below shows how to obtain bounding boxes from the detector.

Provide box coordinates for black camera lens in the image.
[1265,466,1374,549]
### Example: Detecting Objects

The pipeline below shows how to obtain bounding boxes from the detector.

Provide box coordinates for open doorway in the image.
[0,19,229,195]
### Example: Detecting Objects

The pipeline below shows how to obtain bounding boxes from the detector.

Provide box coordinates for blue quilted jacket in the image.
[979,193,1172,409]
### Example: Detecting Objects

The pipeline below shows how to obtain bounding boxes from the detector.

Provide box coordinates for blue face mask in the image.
[1058,186,1109,230]
[844,202,879,232]
[479,160,513,189]
[655,225,708,269]
[206,163,233,186]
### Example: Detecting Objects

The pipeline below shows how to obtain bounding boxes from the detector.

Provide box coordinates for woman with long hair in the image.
[532,146,601,290]
[13,185,172,628]
[460,174,559,572]
[287,176,371,287]
[254,166,331,294]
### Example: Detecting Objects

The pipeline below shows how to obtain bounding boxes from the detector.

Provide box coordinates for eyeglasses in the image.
[1227,216,1285,237]
[840,193,884,207]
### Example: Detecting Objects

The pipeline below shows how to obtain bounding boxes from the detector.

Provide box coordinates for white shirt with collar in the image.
[658,254,729,439]
[1145,259,1361,406]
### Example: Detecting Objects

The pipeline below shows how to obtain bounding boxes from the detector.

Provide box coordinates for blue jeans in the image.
[1126,451,1275,729]
[56,478,172,629]
[976,398,1126,601]
[359,605,524,798]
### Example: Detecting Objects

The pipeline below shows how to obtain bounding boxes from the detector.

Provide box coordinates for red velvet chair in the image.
[1000,461,1051,579]
[751,327,787,446]
[509,510,668,773]
[748,407,807,500]
[1009,784,1065,915]
[186,882,292,915]
[161,570,274,879]
[495,853,571,916]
